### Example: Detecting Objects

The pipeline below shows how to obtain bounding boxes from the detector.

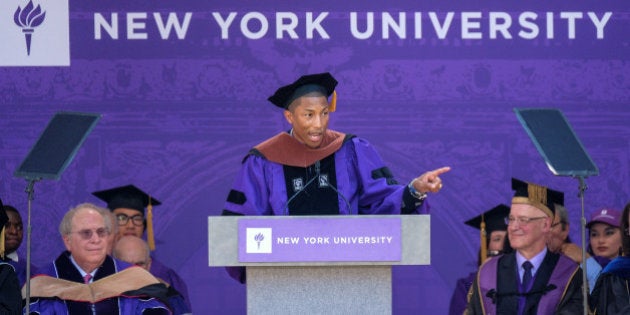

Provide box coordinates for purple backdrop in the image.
[1,0,629,313]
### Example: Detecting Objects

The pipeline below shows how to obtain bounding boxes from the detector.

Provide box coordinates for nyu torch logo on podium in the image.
[1,0,69,66]
[246,228,273,254]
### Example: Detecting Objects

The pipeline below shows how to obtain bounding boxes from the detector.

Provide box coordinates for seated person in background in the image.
[586,207,623,270]
[3,203,39,286]
[590,202,630,315]
[449,204,510,315]
[93,184,191,311]
[105,210,120,255]
[221,72,450,283]
[466,178,582,315]
[547,203,602,293]
[0,198,22,314]
[114,236,191,315]
[26,203,172,314]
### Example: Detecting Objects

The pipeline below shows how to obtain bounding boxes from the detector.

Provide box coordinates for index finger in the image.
[429,166,451,177]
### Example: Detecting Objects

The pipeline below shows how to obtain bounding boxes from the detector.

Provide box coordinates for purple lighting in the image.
[14,0,46,56]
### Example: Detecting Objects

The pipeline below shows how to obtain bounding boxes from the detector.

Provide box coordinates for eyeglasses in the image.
[116,214,144,226]
[550,221,564,229]
[72,228,110,240]
[505,216,547,226]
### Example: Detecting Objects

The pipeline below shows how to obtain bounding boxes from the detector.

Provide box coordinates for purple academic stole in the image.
[535,255,578,314]
[477,254,578,314]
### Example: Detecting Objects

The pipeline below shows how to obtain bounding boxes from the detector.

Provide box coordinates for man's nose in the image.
[6,224,18,233]
[312,115,323,127]
[88,232,101,242]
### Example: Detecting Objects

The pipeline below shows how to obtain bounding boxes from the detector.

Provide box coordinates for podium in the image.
[208,215,430,314]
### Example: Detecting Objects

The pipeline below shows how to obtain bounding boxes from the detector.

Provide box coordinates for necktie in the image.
[83,274,92,284]
[518,261,534,315]
[522,261,533,290]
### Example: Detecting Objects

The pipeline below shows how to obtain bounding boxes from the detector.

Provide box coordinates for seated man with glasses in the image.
[93,185,191,312]
[26,203,172,314]
[466,178,583,315]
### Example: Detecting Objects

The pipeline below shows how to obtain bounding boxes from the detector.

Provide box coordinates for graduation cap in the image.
[267,72,338,112]
[92,185,161,251]
[0,197,7,258]
[465,204,510,262]
[511,178,564,218]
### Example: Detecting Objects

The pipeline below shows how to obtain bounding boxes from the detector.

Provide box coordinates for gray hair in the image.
[113,235,151,263]
[554,203,569,231]
[59,203,112,236]
[105,210,119,236]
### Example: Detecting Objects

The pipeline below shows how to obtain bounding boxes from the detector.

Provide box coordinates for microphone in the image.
[485,284,557,302]
[284,161,320,215]
[283,160,352,215]
[318,170,352,214]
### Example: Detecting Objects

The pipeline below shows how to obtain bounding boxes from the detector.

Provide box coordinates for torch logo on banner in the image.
[14,0,46,56]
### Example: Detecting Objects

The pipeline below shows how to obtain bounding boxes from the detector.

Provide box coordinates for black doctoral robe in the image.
[589,256,630,315]
[0,262,21,315]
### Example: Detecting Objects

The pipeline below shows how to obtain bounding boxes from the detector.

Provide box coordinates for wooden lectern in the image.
[208,215,430,315]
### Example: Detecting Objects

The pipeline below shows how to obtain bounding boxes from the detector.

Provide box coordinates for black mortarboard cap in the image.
[267,72,338,110]
[92,184,161,251]
[92,184,161,214]
[511,178,564,217]
[465,204,510,234]
[465,204,510,264]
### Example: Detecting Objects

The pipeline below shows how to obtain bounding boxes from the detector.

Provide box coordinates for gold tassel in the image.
[329,90,337,112]
[0,228,5,259]
[479,215,487,265]
[527,184,547,207]
[147,196,155,251]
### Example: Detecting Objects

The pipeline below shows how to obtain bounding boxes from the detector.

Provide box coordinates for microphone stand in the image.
[24,178,39,315]
[284,161,320,215]
[576,176,588,315]
[283,160,352,216]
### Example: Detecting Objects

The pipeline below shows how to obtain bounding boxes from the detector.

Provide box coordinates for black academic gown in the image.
[467,251,583,315]
[589,256,630,315]
[0,262,21,315]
